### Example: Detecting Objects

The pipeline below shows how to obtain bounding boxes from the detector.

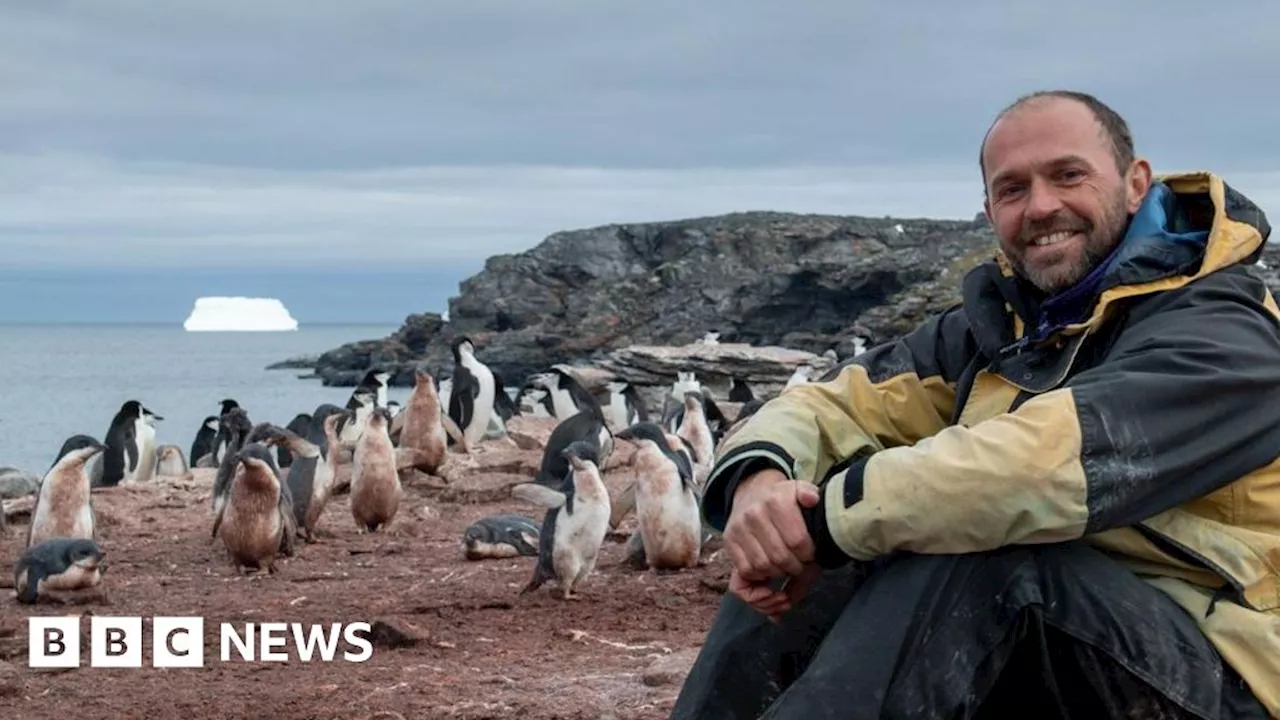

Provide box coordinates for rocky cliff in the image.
[282,210,1280,390]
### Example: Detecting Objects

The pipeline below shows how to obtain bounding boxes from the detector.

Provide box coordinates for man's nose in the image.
[1025,179,1065,219]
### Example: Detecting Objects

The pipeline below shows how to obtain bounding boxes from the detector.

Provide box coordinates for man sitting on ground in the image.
[671,90,1279,719]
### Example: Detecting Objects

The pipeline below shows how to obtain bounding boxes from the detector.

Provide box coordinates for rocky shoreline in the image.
[270,209,1280,396]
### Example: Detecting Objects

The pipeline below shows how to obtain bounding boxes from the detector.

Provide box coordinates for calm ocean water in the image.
[0,324,416,475]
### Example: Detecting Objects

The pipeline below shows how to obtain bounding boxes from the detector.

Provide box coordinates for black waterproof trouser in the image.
[671,542,1269,719]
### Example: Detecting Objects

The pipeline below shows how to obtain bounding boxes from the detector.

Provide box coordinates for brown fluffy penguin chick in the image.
[399,367,448,474]
[350,407,402,533]
[219,442,296,575]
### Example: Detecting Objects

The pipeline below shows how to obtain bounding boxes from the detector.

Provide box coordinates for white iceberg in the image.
[183,296,299,332]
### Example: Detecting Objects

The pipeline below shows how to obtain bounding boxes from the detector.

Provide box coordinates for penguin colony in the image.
[5,333,805,604]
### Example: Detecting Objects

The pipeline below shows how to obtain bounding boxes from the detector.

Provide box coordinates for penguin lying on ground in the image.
[14,538,109,604]
[462,514,541,561]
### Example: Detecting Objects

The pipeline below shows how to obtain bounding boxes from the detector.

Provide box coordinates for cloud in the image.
[0,1,1277,267]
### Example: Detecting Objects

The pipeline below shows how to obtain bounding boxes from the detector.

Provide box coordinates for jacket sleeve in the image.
[701,305,976,531]
[803,269,1280,566]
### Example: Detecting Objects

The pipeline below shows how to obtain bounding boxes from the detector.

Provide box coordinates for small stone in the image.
[0,660,22,697]
[641,649,699,688]
[367,618,428,649]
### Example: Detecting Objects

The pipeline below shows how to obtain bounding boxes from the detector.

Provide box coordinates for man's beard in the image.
[1009,190,1130,295]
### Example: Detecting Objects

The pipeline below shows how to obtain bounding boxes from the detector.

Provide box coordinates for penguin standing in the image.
[350,407,402,533]
[98,400,162,487]
[190,416,219,467]
[529,398,613,491]
[209,408,255,537]
[276,412,312,469]
[28,435,106,548]
[398,368,448,475]
[447,336,496,448]
[532,367,598,422]
[615,422,702,570]
[337,390,376,449]
[211,398,241,465]
[602,380,646,430]
[786,365,815,388]
[516,440,612,600]
[134,405,162,484]
[348,369,392,410]
[675,391,715,488]
[217,442,297,575]
[258,418,340,542]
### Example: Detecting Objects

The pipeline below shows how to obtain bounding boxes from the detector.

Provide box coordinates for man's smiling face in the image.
[982,96,1150,295]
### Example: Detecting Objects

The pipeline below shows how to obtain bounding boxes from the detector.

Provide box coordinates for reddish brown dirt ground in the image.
[0,434,732,720]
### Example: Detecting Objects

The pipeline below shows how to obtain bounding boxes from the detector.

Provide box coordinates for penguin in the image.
[217,442,298,575]
[153,444,189,477]
[350,407,402,533]
[675,391,715,489]
[609,429,695,532]
[97,400,162,487]
[276,412,312,469]
[602,380,646,430]
[462,514,541,560]
[190,416,219,467]
[492,371,520,423]
[518,385,555,418]
[614,422,702,570]
[211,398,241,465]
[529,399,613,492]
[786,365,815,388]
[209,407,255,538]
[447,336,497,448]
[531,367,600,422]
[306,403,348,462]
[134,404,162,484]
[728,377,754,403]
[14,538,108,604]
[398,367,448,475]
[258,416,341,542]
[516,440,611,600]
[337,389,376,449]
[672,371,701,398]
[348,369,391,410]
[386,401,402,418]
[717,398,767,450]
[28,435,105,548]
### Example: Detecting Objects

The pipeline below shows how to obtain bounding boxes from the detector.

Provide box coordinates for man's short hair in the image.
[979,90,1135,187]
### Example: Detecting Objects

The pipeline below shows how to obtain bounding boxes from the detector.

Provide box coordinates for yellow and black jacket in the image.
[702,172,1280,714]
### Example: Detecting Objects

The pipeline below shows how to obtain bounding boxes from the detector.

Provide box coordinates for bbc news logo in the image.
[29,616,373,668]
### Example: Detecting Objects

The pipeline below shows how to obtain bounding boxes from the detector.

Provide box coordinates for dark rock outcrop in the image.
[282,209,1280,388]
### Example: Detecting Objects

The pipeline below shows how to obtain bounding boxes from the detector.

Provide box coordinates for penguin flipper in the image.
[439,412,469,451]
[125,430,139,473]
[15,564,44,604]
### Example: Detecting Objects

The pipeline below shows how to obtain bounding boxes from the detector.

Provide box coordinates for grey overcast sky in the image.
[2,1,1278,274]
